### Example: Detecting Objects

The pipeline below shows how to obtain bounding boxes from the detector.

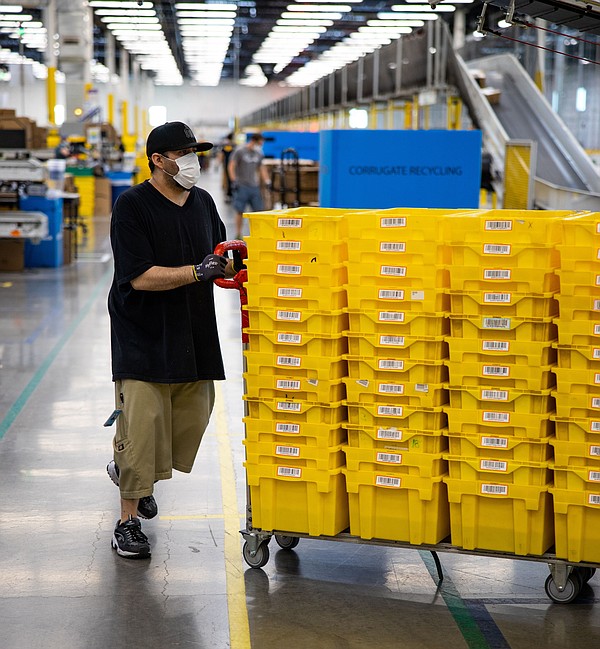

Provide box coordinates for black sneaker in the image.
[111,516,151,559]
[107,460,158,520]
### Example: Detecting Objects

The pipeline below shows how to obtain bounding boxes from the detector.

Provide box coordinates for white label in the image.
[411,290,426,300]
[588,494,600,505]
[277,379,301,390]
[484,269,512,280]
[591,420,600,432]
[592,398,600,409]
[485,220,513,231]
[378,405,404,417]
[483,244,511,255]
[381,217,406,228]
[483,317,511,330]
[482,340,510,352]
[379,383,404,394]
[482,365,510,376]
[376,475,401,488]
[481,389,509,401]
[276,401,301,412]
[377,428,403,440]
[277,333,302,344]
[380,335,405,346]
[381,265,407,277]
[377,452,402,464]
[484,292,512,303]
[596,275,600,286]
[379,311,405,322]
[278,218,302,228]
[276,240,301,251]
[278,287,302,298]
[589,470,600,481]
[357,380,369,388]
[277,466,302,478]
[594,300,600,311]
[481,484,508,495]
[595,374,600,385]
[379,289,405,300]
[483,411,510,423]
[379,359,404,370]
[380,242,406,252]
[481,436,509,448]
[277,264,302,275]
[593,348,600,359]
[590,445,600,457]
[307,379,319,386]
[276,445,300,457]
[276,310,301,321]
[480,459,508,472]
[595,324,600,335]
[277,356,301,367]
[275,423,300,434]
[415,383,429,392]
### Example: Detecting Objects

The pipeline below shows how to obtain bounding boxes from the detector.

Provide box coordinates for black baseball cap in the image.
[146,121,213,158]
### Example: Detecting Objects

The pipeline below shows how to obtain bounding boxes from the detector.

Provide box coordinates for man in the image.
[107,121,238,559]
[227,132,271,239]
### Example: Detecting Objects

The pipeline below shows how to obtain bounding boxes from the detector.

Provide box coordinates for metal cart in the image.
[276,147,301,209]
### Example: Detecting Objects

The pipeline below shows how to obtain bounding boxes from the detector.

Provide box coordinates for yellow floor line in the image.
[215,382,251,649]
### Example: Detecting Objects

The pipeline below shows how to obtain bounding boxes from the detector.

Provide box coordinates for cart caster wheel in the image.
[275,535,300,550]
[544,572,582,604]
[574,567,596,583]
[243,541,270,569]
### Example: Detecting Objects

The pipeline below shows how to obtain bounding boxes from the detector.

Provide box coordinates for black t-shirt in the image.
[108,180,227,383]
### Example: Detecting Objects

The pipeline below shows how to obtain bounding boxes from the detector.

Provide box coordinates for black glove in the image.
[232,250,247,273]
[193,254,228,282]
[230,181,238,193]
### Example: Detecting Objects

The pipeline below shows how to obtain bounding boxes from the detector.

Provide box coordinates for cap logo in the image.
[183,125,194,140]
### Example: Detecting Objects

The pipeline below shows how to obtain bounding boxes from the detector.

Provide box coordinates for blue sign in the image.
[319,129,482,209]
[260,131,320,161]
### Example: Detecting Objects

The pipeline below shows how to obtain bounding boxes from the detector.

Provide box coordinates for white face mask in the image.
[162,152,201,189]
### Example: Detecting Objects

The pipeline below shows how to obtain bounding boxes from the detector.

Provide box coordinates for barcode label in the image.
[482,340,510,352]
[484,269,511,280]
[590,445,600,456]
[278,218,302,228]
[481,436,509,448]
[484,292,512,303]
[589,470,600,481]
[415,383,429,392]
[480,459,508,472]
[277,264,302,275]
[276,310,301,321]
[276,401,301,412]
[594,324,600,335]
[376,475,401,488]
[379,383,404,394]
[481,483,508,495]
[377,452,402,464]
[483,411,510,423]
[379,289,405,300]
[277,466,302,478]
[380,335,405,346]
[380,242,406,252]
[593,348,600,359]
[588,494,600,505]
[276,445,300,457]
[482,365,510,376]
[591,421,600,432]
[592,398,600,409]
[276,423,300,434]
[381,217,406,228]
[276,240,301,250]
[483,317,511,330]
[377,428,403,440]
[277,333,302,344]
[483,244,511,255]
[379,359,404,370]
[596,275,600,286]
[485,220,512,231]
[378,405,404,417]
[381,266,407,277]
[277,379,301,390]
[277,356,301,367]
[481,389,509,401]
[594,300,600,311]
[278,287,302,298]
[379,311,405,322]
[595,373,600,385]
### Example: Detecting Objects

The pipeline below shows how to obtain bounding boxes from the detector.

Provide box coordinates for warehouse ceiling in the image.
[0,0,598,87]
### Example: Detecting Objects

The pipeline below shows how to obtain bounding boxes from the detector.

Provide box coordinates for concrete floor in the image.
[0,164,599,649]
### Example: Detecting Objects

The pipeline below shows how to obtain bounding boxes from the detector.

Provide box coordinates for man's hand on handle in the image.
[192,254,228,282]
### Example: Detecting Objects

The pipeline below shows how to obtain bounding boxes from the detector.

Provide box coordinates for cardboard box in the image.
[482,87,502,105]
[63,227,73,265]
[0,117,34,148]
[94,176,112,215]
[0,238,25,271]
[0,109,16,118]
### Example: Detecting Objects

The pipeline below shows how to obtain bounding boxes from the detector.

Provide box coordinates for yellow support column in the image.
[107,94,114,127]
[46,67,59,148]
[403,101,412,129]
[447,96,462,130]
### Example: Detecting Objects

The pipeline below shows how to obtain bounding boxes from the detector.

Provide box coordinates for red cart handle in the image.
[213,239,247,290]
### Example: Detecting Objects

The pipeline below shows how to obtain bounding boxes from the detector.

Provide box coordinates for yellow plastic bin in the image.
[347,309,449,337]
[244,418,347,448]
[550,486,600,563]
[344,424,448,453]
[449,315,557,342]
[345,331,447,361]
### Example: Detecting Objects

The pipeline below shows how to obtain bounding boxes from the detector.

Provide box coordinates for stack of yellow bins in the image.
[552,212,600,563]
[341,208,457,545]
[443,210,567,555]
[242,208,351,537]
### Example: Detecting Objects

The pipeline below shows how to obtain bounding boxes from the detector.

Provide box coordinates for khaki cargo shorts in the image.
[113,378,215,500]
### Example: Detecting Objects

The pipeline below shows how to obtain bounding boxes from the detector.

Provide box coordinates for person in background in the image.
[54,138,71,159]
[106,121,243,559]
[228,132,271,239]
[217,132,235,203]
